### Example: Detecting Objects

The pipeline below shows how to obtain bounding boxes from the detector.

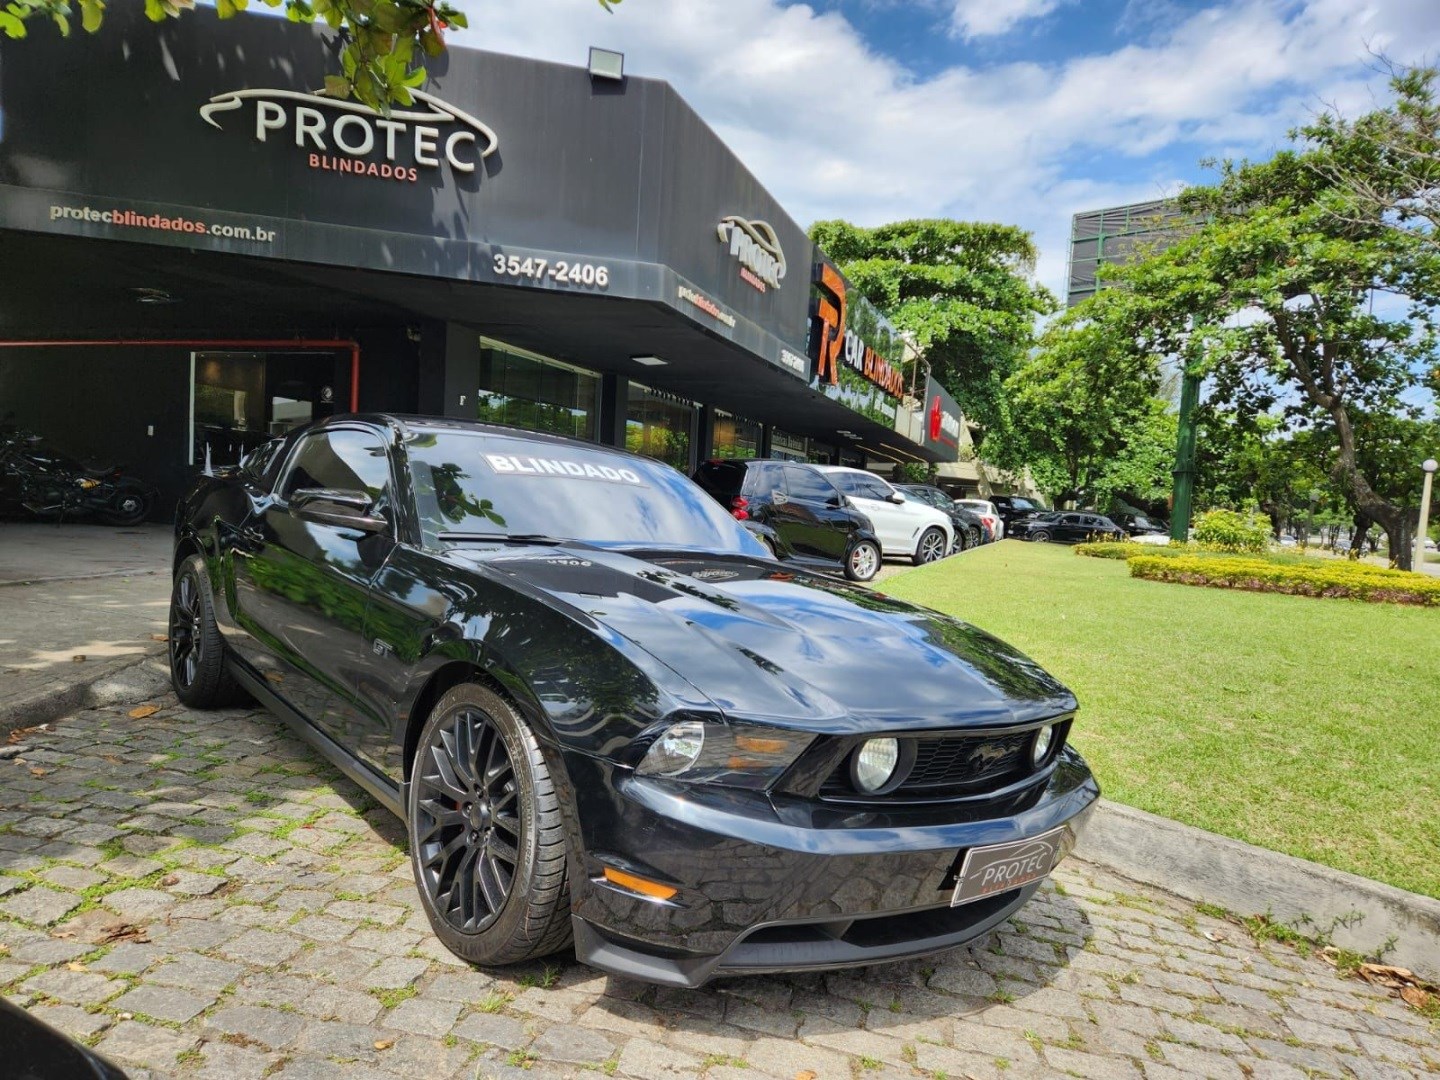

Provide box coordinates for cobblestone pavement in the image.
[3,696,1437,1080]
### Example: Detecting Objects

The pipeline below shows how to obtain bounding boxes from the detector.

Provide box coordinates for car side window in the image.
[834,472,892,501]
[782,466,838,503]
[279,430,391,505]
[1061,514,1084,525]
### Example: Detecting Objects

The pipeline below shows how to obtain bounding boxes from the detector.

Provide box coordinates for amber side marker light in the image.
[603,867,678,901]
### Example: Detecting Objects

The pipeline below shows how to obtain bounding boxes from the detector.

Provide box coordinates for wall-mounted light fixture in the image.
[631,354,667,367]
[588,47,625,82]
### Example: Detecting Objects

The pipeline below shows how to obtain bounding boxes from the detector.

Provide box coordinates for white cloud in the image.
[447,0,1440,297]
[949,0,1064,41]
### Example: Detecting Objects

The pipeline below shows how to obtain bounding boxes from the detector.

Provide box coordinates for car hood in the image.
[453,545,1074,733]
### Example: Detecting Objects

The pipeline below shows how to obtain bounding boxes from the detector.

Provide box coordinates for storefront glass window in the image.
[710,410,762,460]
[807,440,837,465]
[770,429,808,463]
[626,383,695,472]
[477,338,600,441]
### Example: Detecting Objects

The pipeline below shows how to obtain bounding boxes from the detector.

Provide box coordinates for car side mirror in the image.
[290,488,389,534]
[889,492,906,504]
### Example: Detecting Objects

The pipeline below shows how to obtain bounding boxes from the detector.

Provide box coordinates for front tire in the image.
[169,555,247,708]
[844,540,881,582]
[1031,530,1052,543]
[913,527,947,565]
[408,683,572,967]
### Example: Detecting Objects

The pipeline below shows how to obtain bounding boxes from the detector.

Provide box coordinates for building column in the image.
[758,424,773,458]
[599,372,629,450]
[696,404,715,462]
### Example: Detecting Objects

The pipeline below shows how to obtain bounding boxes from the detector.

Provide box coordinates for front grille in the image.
[819,721,1069,802]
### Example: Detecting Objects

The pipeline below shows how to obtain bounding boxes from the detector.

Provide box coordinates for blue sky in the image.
[452,0,1440,297]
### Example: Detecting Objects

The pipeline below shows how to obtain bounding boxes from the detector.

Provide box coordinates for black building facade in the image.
[0,7,961,512]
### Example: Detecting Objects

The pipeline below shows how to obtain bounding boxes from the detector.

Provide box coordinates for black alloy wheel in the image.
[99,486,150,526]
[914,527,947,565]
[169,555,246,708]
[950,527,968,554]
[408,683,571,966]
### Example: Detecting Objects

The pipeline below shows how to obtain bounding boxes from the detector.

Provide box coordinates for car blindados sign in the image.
[716,216,786,292]
[199,88,499,183]
[809,261,907,398]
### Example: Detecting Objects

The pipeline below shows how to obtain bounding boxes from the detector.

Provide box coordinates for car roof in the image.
[314,413,657,462]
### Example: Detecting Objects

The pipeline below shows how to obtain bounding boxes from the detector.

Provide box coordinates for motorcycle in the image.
[0,426,158,526]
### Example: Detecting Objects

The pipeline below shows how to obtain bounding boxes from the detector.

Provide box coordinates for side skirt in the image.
[227,662,404,820]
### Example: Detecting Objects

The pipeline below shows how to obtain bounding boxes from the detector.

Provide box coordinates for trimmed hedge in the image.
[1075,541,1178,560]
[1127,554,1440,606]
[1192,508,1272,554]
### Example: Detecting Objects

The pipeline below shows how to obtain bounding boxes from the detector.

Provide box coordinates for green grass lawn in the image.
[882,542,1440,898]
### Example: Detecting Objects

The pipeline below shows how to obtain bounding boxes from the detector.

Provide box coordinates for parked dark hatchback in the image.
[692,458,883,581]
[989,495,1048,530]
[172,416,1098,987]
[1010,512,1125,544]
[897,484,986,552]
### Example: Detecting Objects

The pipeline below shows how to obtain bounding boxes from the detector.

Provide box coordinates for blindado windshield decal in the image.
[199,88,498,182]
[485,454,644,485]
[716,216,786,292]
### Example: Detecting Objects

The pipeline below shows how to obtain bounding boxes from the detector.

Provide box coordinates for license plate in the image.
[951,828,1065,906]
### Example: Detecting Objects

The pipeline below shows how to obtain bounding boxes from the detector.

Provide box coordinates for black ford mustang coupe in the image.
[171,415,1098,986]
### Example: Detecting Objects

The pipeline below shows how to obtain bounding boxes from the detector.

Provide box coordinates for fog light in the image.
[853,737,899,793]
[636,720,704,777]
[1031,724,1055,765]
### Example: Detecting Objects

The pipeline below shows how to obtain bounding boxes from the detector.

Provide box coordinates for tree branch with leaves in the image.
[0,0,620,110]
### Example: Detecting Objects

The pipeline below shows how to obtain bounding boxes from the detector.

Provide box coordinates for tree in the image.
[807,219,1055,431]
[1109,132,1440,569]
[0,0,619,110]
[985,291,1164,508]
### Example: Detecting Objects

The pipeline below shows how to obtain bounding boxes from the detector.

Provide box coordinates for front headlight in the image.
[1031,724,1055,765]
[635,719,813,790]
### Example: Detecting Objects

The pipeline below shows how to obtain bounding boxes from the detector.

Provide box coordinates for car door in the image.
[831,470,911,554]
[230,425,395,744]
[768,465,852,561]
[1056,513,1086,542]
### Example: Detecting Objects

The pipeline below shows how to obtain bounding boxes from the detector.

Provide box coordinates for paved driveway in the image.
[3,696,1437,1080]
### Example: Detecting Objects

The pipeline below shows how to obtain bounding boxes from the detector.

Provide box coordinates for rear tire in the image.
[408,683,573,967]
[98,484,151,526]
[169,555,247,708]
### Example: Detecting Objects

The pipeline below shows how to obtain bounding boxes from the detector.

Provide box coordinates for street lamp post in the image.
[1416,458,1438,572]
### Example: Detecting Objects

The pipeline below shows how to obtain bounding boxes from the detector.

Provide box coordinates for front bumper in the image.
[563,746,1098,987]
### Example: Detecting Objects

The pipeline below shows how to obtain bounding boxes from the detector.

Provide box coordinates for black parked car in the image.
[172,416,1098,987]
[897,485,985,552]
[0,998,128,1078]
[692,458,883,582]
[989,495,1048,531]
[1010,511,1125,544]
[1109,512,1168,539]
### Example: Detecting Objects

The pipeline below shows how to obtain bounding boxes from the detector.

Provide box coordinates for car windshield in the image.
[1009,498,1042,511]
[1131,515,1158,528]
[404,431,764,553]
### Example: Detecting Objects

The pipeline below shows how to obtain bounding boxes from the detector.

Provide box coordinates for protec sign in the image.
[199,88,498,183]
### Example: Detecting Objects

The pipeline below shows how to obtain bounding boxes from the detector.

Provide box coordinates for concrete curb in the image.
[1075,800,1440,983]
[0,652,170,731]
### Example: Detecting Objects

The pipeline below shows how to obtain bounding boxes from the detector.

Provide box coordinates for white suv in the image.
[816,467,954,565]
